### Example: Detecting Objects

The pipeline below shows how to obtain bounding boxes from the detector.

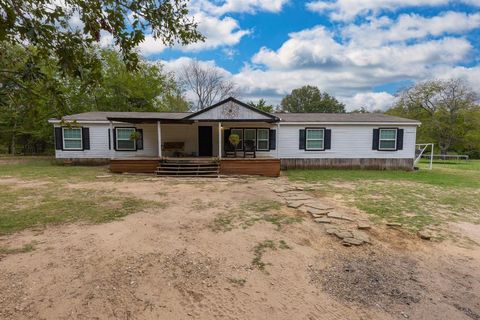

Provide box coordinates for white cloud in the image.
[306,0,480,21]
[343,12,480,46]
[251,25,471,73]
[306,0,449,21]
[191,0,289,16]
[341,92,397,111]
[137,13,250,56]
[184,13,250,51]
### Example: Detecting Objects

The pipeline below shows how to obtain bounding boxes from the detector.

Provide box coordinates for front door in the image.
[198,126,213,157]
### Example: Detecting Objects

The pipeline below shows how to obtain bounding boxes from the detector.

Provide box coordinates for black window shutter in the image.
[82,127,90,150]
[224,129,231,148]
[54,127,63,150]
[269,129,276,150]
[108,129,111,150]
[324,129,331,150]
[299,129,306,150]
[372,129,379,150]
[396,129,404,150]
[136,128,143,150]
[113,128,117,150]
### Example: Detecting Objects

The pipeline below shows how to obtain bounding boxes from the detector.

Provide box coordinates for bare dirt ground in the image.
[1,175,479,320]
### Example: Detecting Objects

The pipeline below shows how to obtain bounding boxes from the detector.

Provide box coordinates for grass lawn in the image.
[286,160,480,233]
[0,158,165,235]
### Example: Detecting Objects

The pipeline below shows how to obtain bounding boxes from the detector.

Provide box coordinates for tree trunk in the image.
[440,146,448,160]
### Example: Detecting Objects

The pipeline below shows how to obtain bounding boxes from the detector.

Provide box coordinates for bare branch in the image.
[179,60,238,110]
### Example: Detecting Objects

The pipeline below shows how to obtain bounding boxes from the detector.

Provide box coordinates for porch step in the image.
[156,159,219,177]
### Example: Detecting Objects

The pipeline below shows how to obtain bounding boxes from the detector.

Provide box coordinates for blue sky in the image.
[137,0,480,110]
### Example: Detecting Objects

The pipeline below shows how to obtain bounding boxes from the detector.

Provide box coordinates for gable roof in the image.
[184,97,279,122]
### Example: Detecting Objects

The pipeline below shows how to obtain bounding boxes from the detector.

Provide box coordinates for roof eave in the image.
[279,121,421,126]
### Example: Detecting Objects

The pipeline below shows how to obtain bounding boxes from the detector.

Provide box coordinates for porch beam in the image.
[157,120,162,158]
[218,122,222,159]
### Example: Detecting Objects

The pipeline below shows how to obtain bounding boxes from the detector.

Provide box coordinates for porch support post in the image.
[109,120,114,159]
[157,120,162,158]
[218,122,222,159]
[276,123,280,159]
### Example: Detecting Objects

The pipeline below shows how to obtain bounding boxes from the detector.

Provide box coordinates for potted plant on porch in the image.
[228,133,240,158]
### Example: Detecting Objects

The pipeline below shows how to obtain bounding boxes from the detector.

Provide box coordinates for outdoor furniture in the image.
[244,140,256,158]
[224,142,236,158]
[163,142,185,157]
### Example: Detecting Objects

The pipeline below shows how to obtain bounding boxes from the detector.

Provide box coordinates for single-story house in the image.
[48,97,421,177]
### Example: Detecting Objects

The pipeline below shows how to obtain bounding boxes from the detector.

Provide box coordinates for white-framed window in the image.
[257,129,269,151]
[62,127,82,150]
[306,128,324,150]
[379,128,397,150]
[230,128,243,150]
[244,128,256,149]
[116,127,136,151]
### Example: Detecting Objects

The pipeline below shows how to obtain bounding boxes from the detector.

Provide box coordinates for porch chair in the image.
[244,140,256,158]
[224,141,236,158]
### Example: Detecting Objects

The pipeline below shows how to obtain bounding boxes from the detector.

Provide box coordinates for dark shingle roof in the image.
[274,112,420,124]
[60,111,192,121]
[53,111,419,124]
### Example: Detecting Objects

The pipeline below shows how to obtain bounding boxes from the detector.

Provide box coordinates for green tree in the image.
[0,44,188,154]
[90,50,189,112]
[247,99,274,113]
[0,0,203,84]
[280,85,345,113]
[387,79,480,156]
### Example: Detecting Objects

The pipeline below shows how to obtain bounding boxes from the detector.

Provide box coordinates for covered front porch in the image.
[107,97,281,177]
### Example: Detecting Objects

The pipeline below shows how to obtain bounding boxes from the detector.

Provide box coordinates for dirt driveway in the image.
[1,176,479,320]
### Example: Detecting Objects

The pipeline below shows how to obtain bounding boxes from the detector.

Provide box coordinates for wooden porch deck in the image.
[110,157,280,177]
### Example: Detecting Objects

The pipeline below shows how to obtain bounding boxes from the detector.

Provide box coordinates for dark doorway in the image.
[198,126,213,157]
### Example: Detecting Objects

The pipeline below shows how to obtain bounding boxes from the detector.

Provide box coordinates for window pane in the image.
[230,129,243,139]
[117,140,135,150]
[244,129,256,140]
[306,140,323,149]
[117,128,135,139]
[307,129,324,139]
[380,129,396,140]
[258,140,269,150]
[64,140,82,149]
[380,140,396,149]
[63,128,81,139]
[257,129,268,139]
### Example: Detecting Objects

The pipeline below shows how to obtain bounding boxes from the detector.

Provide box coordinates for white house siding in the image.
[54,122,417,165]
[54,123,159,159]
[278,124,417,159]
